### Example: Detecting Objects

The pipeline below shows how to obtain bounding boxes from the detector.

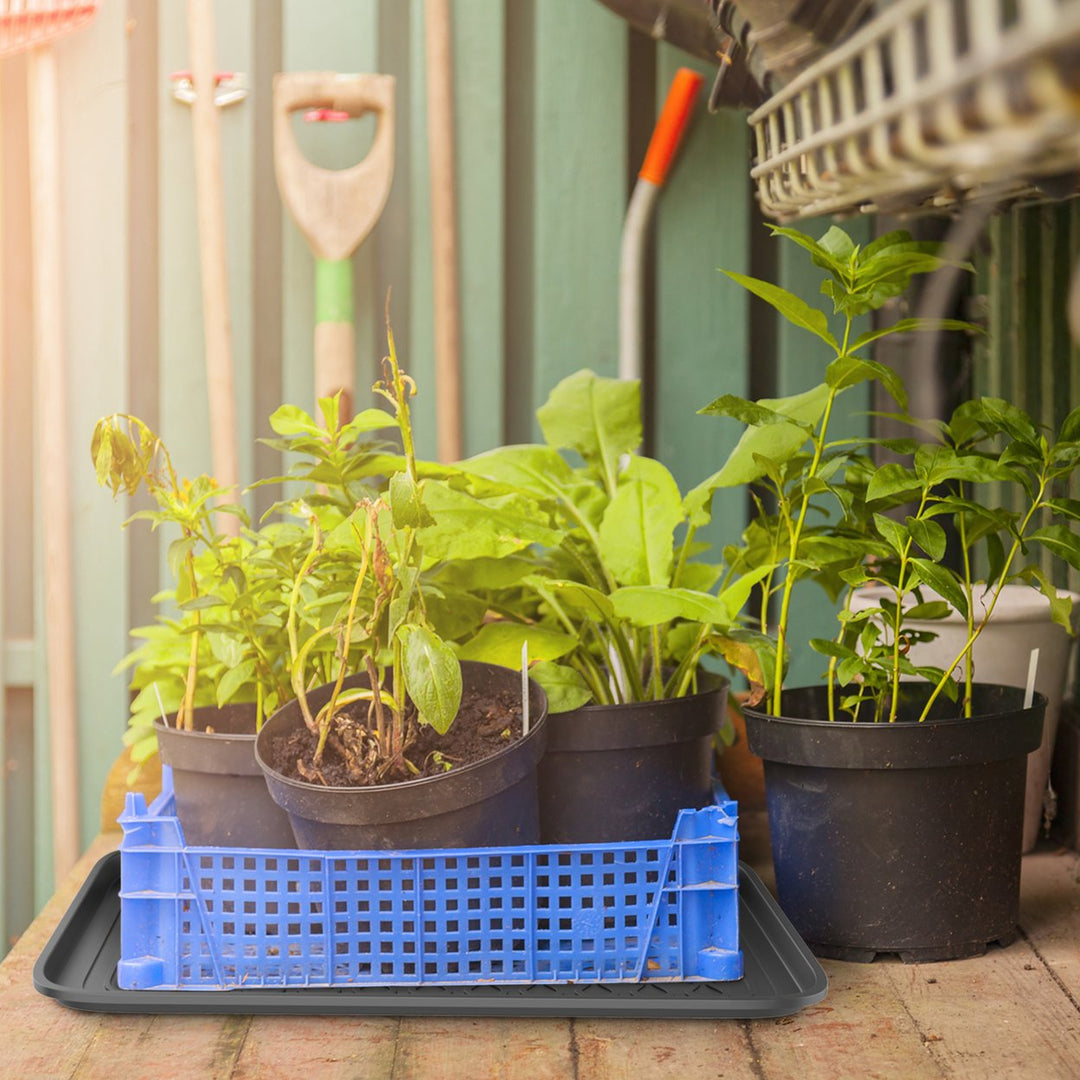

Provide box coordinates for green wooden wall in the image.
[0,0,871,952]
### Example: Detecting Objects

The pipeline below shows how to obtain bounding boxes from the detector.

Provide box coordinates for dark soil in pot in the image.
[255,661,548,850]
[743,683,1045,963]
[155,702,296,849]
[538,679,728,844]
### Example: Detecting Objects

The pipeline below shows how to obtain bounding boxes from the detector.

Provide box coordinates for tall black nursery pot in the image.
[743,684,1046,963]
[538,679,728,844]
[154,702,297,849]
[254,661,549,850]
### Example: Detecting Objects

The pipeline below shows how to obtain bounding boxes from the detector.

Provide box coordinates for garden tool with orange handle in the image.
[619,67,705,383]
[273,72,395,418]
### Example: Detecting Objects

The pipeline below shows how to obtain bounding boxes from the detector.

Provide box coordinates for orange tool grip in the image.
[639,67,705,187]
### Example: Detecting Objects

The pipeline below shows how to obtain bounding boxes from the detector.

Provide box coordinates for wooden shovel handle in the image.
[273,72,395,262]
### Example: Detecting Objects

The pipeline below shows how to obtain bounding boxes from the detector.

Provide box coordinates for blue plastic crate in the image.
[117,770,741,990]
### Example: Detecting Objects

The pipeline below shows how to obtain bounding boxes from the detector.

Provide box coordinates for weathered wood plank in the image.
[232,1015,397,1080]
[394,1017,574,1079]
[1020,847,1080,1001]
[0,834,114,1077]
[880,939,1080,1079]
[575,1018,757,1079]
[749,961,943,1080]
[71,1015,251,1080]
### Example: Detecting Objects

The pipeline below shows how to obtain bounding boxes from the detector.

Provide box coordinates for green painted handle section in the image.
[315,257,354,325]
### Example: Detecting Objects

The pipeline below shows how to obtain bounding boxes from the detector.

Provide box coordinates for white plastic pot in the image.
[849,583,1080,853]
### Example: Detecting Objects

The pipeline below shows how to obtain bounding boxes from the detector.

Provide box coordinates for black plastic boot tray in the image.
[34,852,826,1018]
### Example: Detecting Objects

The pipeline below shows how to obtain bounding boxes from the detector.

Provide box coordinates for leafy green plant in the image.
[92,416,250,732]
[450,370,774,711]
[704,225,1080,721]
[281,318,557,784]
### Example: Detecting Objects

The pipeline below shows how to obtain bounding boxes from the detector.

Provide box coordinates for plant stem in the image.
[918,477,1047,722]
[772,386,840,715]
[314,532,372,764]
[649,625,664,700]
[179,544,201,731]
[888,489,930,722]
[957,480,975,718]
[671,524,697,589]
[287,519,323,734]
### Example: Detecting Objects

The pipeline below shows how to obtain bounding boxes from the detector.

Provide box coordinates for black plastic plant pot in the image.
[743,683,1046,963]
[537,680,728,844]
[254,661,549,850]
[154,702,297,849]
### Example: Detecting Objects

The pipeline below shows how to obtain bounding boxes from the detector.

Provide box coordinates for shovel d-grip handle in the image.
[274,72,396,412]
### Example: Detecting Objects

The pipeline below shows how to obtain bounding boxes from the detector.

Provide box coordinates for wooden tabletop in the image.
[4,822,1080,1080]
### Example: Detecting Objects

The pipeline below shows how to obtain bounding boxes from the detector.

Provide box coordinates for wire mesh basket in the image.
[749,0,1080,220]
[0,0,97,58]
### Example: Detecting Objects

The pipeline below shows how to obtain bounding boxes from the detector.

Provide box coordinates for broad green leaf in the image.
[910,559,969,618]
[389,472,432,529]
[818,225,857,263]
[341,407,398,436]
[457,622,577,668]
[694,382,831,490]
[866,463,921,502]
[720,270,838,350]
[418,482,561,563]
[698,394,813,429]
[167,536,197,581]
[598,456,684,587]
[398,625,462,735]
[268,404,323,437]
[850,318,980,354]
[610,586,733,628]
[905,600,952,620]
[809,638,857,660]
[1047,498,1080,524]
[458,444,575,499]
[424,590,488,642]
[1018,565,1077,633]
[527,577,615,622]
[873,513,909,557]
[767,225,847,275]
[907,517,947,561]
[528,661,592,713]
[677,560,725,592]
[716,562,776,618]
[964,398,1039,444]
[536,370,641,494]
[216,659,256,708]
[431,555,536,592]
[826,356,907,409]
[1030,525,1080,572]
[1061,406,1080,444]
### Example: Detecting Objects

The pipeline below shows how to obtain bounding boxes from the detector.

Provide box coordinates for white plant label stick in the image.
[1024,648,1040,709]
[153,681,170,727]
[521,640,530,736]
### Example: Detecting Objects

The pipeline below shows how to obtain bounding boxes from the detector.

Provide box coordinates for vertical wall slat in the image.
[1,54,37,946]
[529,1,627,425]
[406,0,437,458]
[452,3,506,457]
[654,46,751,563]
[54,2,130,863]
